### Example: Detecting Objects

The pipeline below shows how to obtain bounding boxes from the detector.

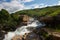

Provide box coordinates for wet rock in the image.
[12,32,42,40]
[23,15,29,22]
[25,33,40,40]
[12,35,23,40]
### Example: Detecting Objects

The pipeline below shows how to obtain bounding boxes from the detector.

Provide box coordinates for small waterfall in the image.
[3,17,45,40]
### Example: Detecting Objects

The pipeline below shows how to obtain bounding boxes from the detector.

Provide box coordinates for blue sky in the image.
[24,0,58,5]
[0,0,60,13]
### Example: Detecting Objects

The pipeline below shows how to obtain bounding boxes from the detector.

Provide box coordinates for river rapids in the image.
[3,17,45,40]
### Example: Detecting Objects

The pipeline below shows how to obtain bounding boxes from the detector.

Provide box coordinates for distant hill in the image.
[15,5,60,17]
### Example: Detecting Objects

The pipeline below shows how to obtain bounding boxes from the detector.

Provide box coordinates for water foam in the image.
[3,18,45,40]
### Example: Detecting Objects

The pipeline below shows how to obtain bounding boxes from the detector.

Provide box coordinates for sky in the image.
[0,0,60,13]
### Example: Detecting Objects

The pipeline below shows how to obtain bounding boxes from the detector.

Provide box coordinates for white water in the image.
[3,18,45,40]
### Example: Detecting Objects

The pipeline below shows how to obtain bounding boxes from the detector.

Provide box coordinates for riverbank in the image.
[40,27,60,40]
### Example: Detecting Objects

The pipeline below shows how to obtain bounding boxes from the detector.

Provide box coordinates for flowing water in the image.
[3,17,45,40]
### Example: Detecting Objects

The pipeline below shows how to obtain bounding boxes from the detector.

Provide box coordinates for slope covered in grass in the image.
[15,6,60,17]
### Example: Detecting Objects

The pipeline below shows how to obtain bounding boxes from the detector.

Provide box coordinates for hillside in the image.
[15,5,60,17]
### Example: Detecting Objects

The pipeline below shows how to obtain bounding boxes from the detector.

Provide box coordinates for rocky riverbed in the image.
[1,27,60,40]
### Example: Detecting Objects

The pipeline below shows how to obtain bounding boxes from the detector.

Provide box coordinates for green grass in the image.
[15,5,60,17]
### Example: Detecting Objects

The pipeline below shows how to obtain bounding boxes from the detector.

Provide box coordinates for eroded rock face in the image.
[20,15,30,25]
[39,16,53,23]
[23,15,29,22]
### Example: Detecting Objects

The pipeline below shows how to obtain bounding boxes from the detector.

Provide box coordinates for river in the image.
[3,17,45,40]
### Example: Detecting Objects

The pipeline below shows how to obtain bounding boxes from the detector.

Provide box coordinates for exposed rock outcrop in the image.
[19,15,30,25]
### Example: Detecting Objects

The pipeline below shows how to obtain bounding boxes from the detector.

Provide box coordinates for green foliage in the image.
[15,6,60,17]
[0,6,60,31]
[0,9,10,28]
[0,9,20,31]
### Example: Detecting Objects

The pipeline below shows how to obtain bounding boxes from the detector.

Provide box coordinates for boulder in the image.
[23,15,29,22]
[39,16,53,23]
[19,15,30,25]
[25,33,40,40]
[12,35,23,40]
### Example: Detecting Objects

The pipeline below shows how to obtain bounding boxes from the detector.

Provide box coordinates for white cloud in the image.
[0,2,48,13]
[47,1,60,6]
[0,0,34,13]
[51,1,60,6]
[0,0,25,13]
[21,0,34,2]
[29,3,48,8]
[57,1,60,5]
[0,7,3,10]
[12,0,34,2]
